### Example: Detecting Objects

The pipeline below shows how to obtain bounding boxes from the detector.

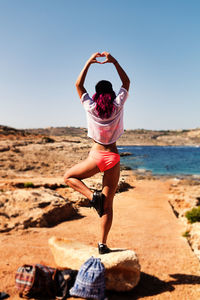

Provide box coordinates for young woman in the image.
[64,52,130,254]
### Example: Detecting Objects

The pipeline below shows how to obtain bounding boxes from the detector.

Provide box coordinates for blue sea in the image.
[118,146,200,176]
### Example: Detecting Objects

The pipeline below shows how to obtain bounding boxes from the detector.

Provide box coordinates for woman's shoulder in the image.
[80,93,96,111]
[114,87,129,106]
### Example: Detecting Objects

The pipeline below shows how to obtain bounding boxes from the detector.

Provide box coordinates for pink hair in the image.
[92,93,116,119]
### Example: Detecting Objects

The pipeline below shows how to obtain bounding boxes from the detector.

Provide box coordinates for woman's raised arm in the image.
[75,52,101,98]
[101,52,130,92]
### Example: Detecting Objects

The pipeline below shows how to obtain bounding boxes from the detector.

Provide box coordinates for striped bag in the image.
[15,264,57,298]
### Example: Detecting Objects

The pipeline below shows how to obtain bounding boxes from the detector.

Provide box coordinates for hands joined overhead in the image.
[87,52,117,65]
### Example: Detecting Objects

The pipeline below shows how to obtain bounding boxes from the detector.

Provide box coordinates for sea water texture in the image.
[118,146,200,176]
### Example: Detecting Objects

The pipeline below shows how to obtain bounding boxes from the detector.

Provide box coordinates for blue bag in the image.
[69,256,106,300]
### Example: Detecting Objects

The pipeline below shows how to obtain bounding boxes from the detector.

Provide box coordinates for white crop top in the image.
[81,87,128,145]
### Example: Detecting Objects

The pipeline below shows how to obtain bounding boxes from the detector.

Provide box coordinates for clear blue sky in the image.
[0,0,200,130]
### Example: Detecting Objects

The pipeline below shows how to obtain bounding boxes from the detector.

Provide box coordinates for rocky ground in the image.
[0,125,200,299]
[1,125,200,146]
[168,178,200,261]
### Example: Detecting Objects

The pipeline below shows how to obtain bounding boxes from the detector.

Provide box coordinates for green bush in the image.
[182,230,190,238]
[185,206,200,223]
[24,182,34,188]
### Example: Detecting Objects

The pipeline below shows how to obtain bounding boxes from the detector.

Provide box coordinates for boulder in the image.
[116,180,132,193]
[48,237,141,291]
[0,189,78,232]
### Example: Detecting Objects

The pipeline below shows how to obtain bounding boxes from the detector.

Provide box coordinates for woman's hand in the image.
[86,52,117,65]
[87,52,102,64]
[100,52,117,64]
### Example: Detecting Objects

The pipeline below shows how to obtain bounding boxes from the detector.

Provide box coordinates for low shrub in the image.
[24,182,34,188]
[185,206,200,223]
[182,230,190,238]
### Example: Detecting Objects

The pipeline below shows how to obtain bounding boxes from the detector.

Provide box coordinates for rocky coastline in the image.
[0,125,200,299]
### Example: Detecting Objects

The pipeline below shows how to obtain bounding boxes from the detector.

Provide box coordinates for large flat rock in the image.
[49,236,141,291]
[0,189,78,232]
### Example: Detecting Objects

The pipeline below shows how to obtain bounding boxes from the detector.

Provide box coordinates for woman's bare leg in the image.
[64,156,100,201]
[100,162,120,244]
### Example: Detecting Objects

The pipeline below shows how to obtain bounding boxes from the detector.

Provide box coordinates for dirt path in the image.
[109,179,200,299]
[0,179,200,299]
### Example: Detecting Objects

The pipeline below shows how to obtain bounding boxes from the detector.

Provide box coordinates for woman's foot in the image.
[98,243,111,254]
[90,191,105,217]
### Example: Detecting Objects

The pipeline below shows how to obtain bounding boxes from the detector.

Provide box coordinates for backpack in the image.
[15,264,77,299]
[69,256,106,300]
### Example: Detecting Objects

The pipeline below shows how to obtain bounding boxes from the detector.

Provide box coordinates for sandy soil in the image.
[0,175,200,299]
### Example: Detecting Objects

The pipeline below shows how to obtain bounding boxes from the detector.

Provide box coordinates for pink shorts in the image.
[89,150,120,172]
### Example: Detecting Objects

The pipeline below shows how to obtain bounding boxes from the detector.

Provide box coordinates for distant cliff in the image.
[1,125,200,146]
[118,128,200,146]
